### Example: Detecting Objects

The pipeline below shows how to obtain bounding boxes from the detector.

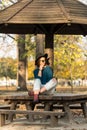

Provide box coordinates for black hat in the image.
[35,53,48,65]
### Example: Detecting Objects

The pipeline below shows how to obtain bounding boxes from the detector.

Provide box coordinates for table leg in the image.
[44,102,53,111]
[43,102,53,121]
[81,102,87,118]
[8,101,17,122]
[63,103,73,123]
[25,102,35,121]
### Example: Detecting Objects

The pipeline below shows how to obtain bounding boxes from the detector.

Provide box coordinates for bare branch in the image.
[7,34,16,41]
[9,0,15,4]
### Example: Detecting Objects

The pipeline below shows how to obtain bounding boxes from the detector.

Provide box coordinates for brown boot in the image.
[34,94,39,103]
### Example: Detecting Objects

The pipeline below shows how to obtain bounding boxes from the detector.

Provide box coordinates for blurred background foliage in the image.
[0,34,87,81]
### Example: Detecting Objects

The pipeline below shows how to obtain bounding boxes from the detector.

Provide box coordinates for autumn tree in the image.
[17,34,28,91]
[0,58,17,79]
[54,35,84,79]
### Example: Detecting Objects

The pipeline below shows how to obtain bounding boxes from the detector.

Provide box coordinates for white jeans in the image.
[33,78,58,94]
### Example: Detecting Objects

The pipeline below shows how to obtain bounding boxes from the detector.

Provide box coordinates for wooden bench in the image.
[0,105,11,109]
[0,105,11,120]
[36,104,82,110]
[0,109,65,127]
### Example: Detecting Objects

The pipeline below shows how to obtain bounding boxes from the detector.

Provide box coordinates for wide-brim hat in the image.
[35,53,48,65]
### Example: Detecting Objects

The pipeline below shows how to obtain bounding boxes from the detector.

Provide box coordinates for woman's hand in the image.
[39,65,44,71]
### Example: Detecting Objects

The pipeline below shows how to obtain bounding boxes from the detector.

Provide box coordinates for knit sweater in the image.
[33,66,53,84]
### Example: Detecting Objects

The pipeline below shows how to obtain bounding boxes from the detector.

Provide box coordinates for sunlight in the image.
[78,0,87,5]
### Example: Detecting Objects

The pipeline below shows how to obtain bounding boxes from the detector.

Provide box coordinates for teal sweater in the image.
[33,66,53,84]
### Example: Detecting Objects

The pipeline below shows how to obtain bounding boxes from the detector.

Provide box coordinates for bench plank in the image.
[0,109,65,127]
[0,109,64,115]
[0,105,11,109]
[36,104,82,109]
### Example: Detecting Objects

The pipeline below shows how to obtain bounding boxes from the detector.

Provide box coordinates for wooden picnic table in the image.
[0,92,87,123]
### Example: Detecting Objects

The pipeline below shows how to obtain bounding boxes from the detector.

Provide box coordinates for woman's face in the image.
[39,57,46,66]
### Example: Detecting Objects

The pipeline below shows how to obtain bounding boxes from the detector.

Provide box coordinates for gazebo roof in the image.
[0,0,87,35]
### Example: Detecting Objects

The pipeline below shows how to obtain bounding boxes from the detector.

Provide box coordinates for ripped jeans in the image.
[33,78,58,94]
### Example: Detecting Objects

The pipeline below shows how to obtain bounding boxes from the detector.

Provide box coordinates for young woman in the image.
[29,53,58,103]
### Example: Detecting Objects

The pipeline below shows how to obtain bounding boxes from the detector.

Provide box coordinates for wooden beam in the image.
[53,24,66,34]
[6,0,33,22]
[78,24,87,36]
[57,0,71,22]
[35,24,48,34]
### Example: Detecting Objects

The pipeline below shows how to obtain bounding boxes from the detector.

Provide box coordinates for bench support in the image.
[0,114,5,127]
[0,110,64,127]
[81,102,87,118]
[63,103,73,123]
[50,115,58,127]
[25,102,35,121]
[8,102,17,122]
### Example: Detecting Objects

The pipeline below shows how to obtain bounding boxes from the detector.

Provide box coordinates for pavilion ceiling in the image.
[0,0,87,35]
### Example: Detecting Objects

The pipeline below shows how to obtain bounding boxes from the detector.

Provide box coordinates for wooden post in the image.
[36,34,44,55]
[8,102,17,122]
[25,102,35,121]
[81,102,87,118]
[63,103,73,123]
[0,114,5,126]
[45,33,54,68]
[50,115,58,127]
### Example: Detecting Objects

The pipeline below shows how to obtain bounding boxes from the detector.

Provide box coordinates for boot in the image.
[34,94,39,103]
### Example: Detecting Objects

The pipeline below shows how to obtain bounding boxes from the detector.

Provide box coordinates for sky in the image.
[0,0,87,59]
[0,34,17,59]
[79,0,87,5]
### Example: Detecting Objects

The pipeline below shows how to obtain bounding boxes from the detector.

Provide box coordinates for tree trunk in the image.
[36,34,44,55]
[17,34,28,91]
